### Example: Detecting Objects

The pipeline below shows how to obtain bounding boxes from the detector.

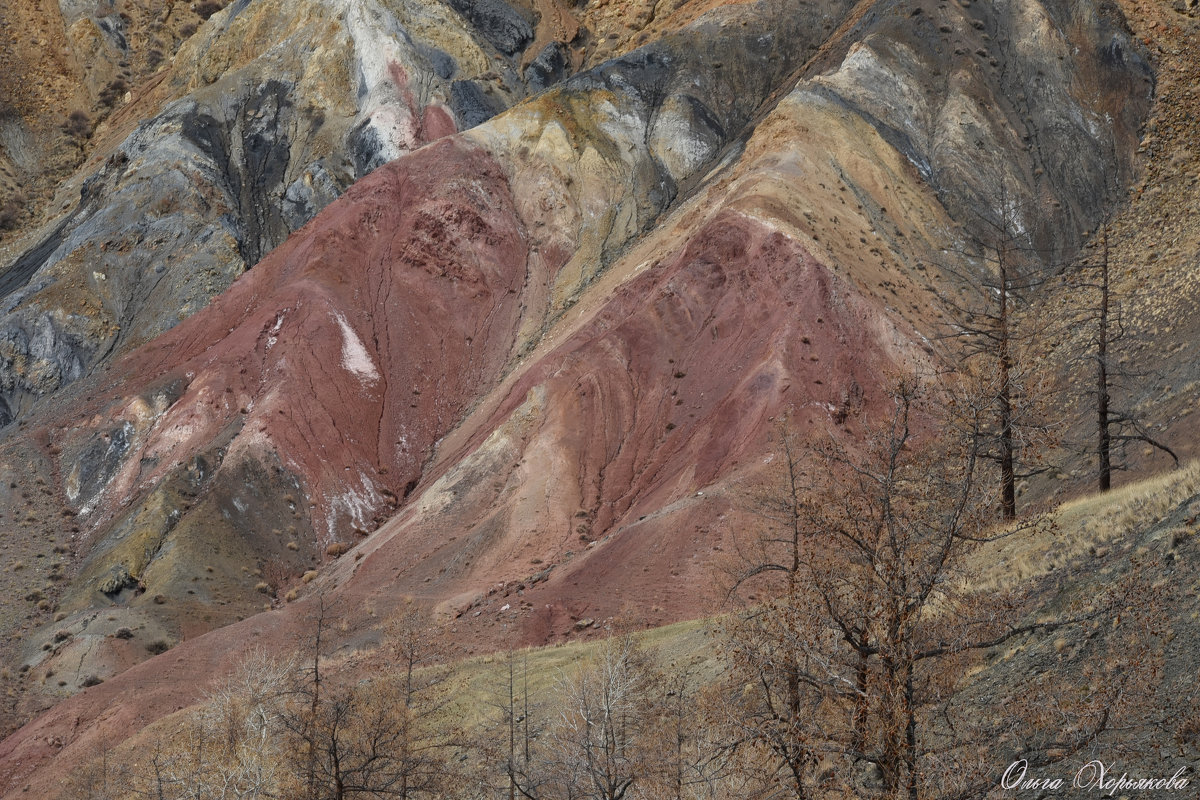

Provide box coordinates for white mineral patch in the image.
[333,311,380,382]
[325,471,383,539]
[648,95,719,184]
[336,0,419,159]
[267,312,285,350]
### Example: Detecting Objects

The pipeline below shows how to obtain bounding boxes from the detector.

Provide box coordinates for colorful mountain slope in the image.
[0,0,1177,794]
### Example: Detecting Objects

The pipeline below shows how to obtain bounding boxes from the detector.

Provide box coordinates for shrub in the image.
[0,193,25,230]
[62,110,91,140]
[195,1,222,20]
[98,78,128,107]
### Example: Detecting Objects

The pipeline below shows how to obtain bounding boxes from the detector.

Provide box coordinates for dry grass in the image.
[66,464,1200,793]
[83,617,718,799]
[439,617,718,733]
[970,461,1200,593]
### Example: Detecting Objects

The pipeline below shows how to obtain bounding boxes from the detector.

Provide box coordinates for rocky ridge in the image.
[0,0,593,426]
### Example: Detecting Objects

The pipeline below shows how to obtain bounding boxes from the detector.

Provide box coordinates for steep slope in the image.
[1015,0,1200,503]
[0,0,214,239]
[0,0,1158,793]
[353,0,1152,639]
[1074,0,1200,475]
[0,0,853,735]
[0,0,592,426]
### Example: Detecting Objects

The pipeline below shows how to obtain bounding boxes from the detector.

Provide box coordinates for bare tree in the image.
[196,649,296,799]
[64,742,120,800]
[1066,216,1177,491]
[725,379,1127,799]
[297,680,431,799]
[476,648,548,800]
[639,662,749,800]
[542,635,661,800]
[281,600,461,799]
[936,187,1060,520]
[101,649,296,800]
[476,640,739,800]
[291,594,334,799]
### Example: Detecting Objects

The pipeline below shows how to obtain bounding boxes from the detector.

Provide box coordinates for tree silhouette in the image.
[725,380,1134,798]
[936,187,1059,519]
[1066,216,1177,491]
[282,600,460,799]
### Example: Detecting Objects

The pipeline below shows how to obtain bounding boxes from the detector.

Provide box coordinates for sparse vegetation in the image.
[98,78,129,108]
[62,110,92,143]
[195,1,224,20]
[722,380,1162,798]
[3,1,1198,795]
[0,192,26,231]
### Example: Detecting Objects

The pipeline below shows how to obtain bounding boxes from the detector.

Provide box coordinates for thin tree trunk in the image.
[508,654,517,800]
[1097,223,1112,492]
[308,600,325,800]
[904,664,918,800]
[852,654,869,755]
[998,244,1016,520]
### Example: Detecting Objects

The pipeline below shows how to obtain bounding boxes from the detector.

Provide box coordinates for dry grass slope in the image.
[973,461,1200,591]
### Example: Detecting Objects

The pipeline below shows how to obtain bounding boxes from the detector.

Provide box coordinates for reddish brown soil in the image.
[0,155,932,800]
[85,136,532,545]
[337,207,928,640]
